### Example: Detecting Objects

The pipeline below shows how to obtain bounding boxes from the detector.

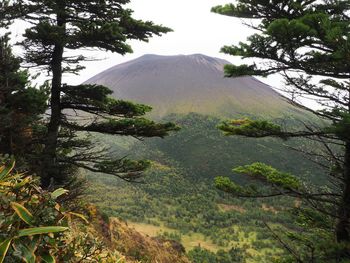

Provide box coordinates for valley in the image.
[83,54,324,262]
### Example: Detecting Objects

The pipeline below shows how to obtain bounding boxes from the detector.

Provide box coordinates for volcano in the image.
[85,54,304,119]
[84,53,316,181]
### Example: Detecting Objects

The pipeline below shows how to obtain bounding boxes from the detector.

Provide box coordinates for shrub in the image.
[0,159,70,262]
[0,160,125,262]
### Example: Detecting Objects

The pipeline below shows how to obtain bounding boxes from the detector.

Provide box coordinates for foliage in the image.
[212,0,350,260]
[187,247,217,263]
[0,0,178,187]
[188,246,245,263]
[218,119,283,138]
[215,162,301,198]
[0,159,69,262]
[0,34,48,170]
[234,163,300,190]
[0,160,129,262]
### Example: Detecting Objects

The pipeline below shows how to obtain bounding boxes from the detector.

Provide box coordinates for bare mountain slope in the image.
[85,54,304,119]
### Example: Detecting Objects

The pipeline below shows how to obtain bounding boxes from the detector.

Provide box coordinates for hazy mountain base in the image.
[86,113,323,262]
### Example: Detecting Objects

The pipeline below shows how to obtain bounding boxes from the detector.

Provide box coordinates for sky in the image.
[9,0,283,89]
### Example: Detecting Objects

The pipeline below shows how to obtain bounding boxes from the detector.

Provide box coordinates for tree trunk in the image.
[336,141,350,258]
[41,5,65,187]
[41,45,63,187]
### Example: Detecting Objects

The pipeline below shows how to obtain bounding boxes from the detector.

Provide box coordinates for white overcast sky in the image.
[10,0,284,88]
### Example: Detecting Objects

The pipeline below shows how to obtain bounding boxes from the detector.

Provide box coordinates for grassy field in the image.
[127,221,224,252]
[126,220,282,262]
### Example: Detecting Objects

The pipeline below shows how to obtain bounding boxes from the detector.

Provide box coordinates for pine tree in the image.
[0,33,48,170]
[212,0,350,260]
[0,1,178,187]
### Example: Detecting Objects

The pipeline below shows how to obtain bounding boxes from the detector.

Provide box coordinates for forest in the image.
[0,0,349,262]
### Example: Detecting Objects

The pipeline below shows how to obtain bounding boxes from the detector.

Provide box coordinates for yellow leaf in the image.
[0,160,15,180]
[0,239,12,263]
[68,212,89,224]
[11,202,33,225]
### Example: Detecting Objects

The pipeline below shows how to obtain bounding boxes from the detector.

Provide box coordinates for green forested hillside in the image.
[86,113,323,262]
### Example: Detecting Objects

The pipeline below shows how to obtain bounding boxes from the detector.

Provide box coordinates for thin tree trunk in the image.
[41,45,63,187]
[334,89,350,261]
[335,138,350,259]
[41,5,65,187]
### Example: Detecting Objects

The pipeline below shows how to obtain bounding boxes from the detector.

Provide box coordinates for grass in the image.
[127,221,225,252]
[127,220,282,259]
[182,233,225,253]
[127,221,174,237]
[217,203,246,213]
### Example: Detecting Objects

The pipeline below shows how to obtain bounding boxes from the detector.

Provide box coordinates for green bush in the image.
[0,160,125,263]
[0,159,69,262]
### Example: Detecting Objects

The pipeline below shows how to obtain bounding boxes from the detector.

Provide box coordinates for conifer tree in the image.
[0,1,178,187]
[212,0,350,260]
[0,33,48,170]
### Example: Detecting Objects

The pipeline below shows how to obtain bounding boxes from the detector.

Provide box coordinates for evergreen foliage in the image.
[0,1,178,187]
[188,246,244,263]
[0,34,48,170]
[218,119,283,138]
[212,0,350,260]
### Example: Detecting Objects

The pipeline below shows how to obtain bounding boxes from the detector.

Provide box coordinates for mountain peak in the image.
[133,54,228,66]
[188,53,224,61]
